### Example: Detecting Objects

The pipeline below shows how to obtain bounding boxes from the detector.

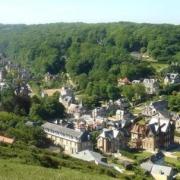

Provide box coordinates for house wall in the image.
[174,136,180,144]
[97,137,121,153]
[176,120,180,132]
[97,137,112,153]
[142,137,155,151]
[164,77,170,85]
[47,134,91,154]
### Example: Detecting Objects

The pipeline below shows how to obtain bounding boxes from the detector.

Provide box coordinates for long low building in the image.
[42,122,93,154]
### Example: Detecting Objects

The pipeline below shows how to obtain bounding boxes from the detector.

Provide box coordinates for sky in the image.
[0,0,179,25]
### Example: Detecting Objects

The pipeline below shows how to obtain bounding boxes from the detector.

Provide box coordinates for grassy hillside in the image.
[0,159,115,180]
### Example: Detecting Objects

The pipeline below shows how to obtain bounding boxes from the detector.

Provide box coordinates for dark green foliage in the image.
[0,22,179,101]
[81,95,101,109]
[0,89,31,116]
[38,155,59,168]
[160,84,180,95]
[168,94,180,112]
[29,95,65,121]
[0,112,49,147]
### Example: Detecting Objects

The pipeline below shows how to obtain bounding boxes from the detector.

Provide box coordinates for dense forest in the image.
[0,22,180,102]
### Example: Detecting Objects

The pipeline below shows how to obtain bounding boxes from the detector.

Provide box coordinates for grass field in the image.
[173,152,180,157]
[165,157,180,171]
[132,151,152,161]
[150,62,168,72]
[0,159,116,180]
[119,150,152,163]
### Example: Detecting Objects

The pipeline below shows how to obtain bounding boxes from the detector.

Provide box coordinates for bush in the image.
[38,155,59,169]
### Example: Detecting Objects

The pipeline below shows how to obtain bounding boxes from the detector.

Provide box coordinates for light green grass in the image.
[133,151,152,161]
[150,62,168,72]
[0,159,116,180]
[173,152,180,157]
[165,157,180,170]
[29,81,41,96]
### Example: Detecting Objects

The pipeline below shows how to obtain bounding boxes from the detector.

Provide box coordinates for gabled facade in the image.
[97,128,128,153]
[116,109,135,128]
[143,79,159,95]
[171,113,180,132]
[130,117,175,151]
[142,100,168,117]
[164,73,180,85]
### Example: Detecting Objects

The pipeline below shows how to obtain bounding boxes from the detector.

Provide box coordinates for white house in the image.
[164,73,180,85]
[143,78,159,95]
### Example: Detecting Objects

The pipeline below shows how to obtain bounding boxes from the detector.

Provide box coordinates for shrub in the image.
[39,155,59,169]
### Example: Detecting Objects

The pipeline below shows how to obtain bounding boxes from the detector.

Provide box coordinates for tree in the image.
[122,85,135,101]
[120,64,136,80]
[29,95,65,121]
[81,95,100,109]
[107,85,120,100]
[133,84,146,102]
[168,94,180,112]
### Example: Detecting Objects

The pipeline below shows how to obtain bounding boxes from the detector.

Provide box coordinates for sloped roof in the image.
[42,122,90,141]
[149,117,170,133]
[140,161,153,172]
[165,73,179,80]
[151,164,173,176]
[98,128,119,140]
[72,150,105,162]
[150,100,168,111]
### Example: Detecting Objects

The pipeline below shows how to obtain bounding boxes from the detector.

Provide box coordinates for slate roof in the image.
[150,151,164,163]
[140,161,153,172]
[165,73,179,81]
[72,150,105,162]
[62,95,73,103]
[42,122,90,142]
[98,128,119,140]
[25,121,35,127]
[149,117,170,133]
[151,100,168,111]
[119,128,130,137]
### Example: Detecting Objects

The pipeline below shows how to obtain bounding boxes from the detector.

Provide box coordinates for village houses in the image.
[142,100,168,117]
[130,115,175,151]
[143,78,159,95]
[97,128,129,153]
[164,73,180,85]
